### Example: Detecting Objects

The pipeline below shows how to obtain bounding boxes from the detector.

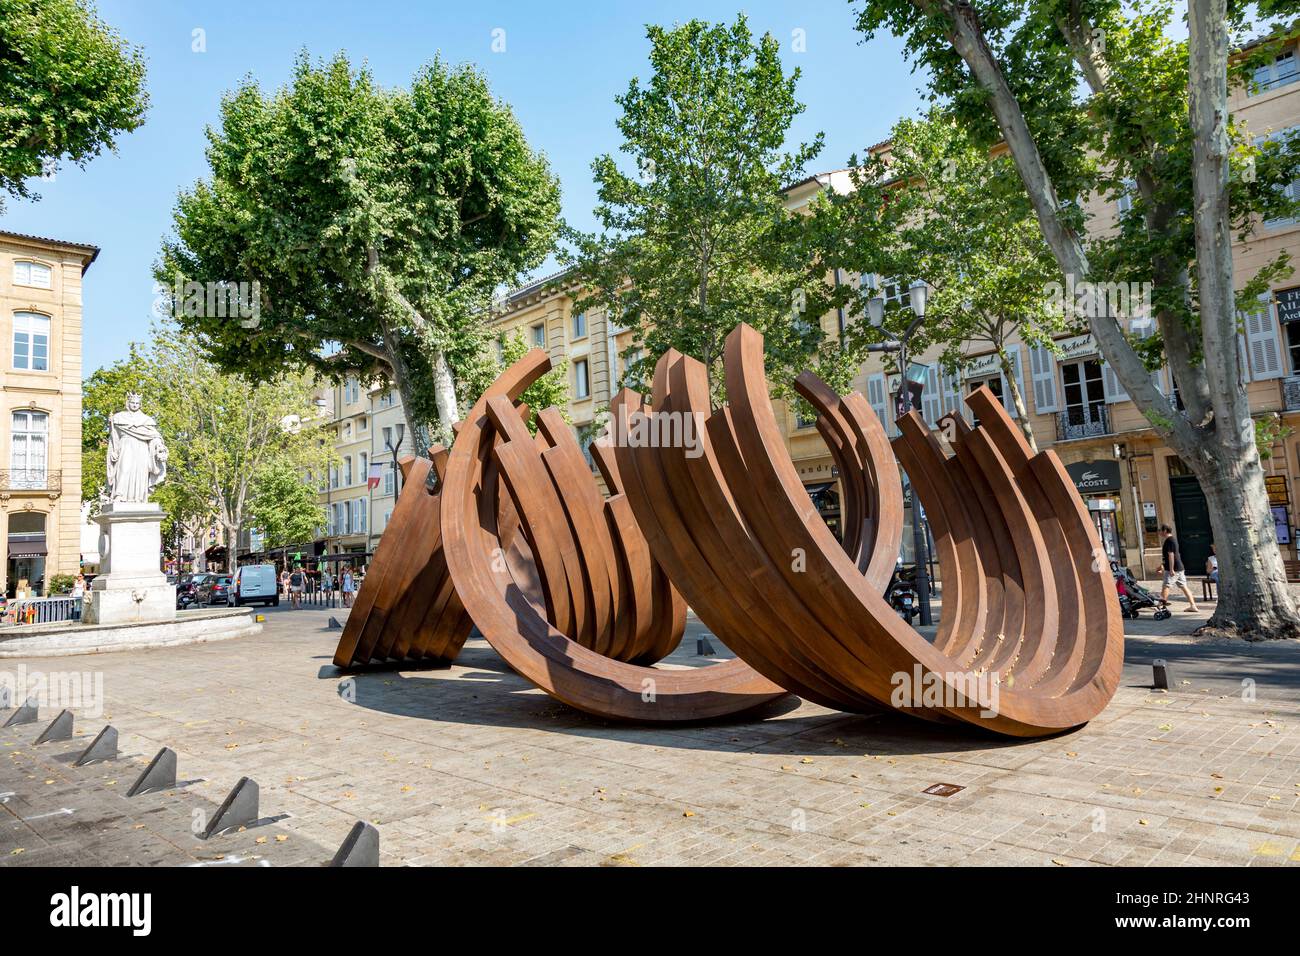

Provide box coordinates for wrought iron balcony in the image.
[0,469,61,493]
[1055,405,1111,442]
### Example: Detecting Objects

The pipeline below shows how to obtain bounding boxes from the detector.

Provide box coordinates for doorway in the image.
[6,510,47,598]
[1169,474,1213,575]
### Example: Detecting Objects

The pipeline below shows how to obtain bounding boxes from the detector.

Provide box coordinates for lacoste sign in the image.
[1065,459,1122,494]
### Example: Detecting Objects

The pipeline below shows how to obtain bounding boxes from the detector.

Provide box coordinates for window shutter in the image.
[1244,296,1284,380]
[1102,357,1128,403]
[921,365,942,426]
[866,373,889,432]
[1029,343,1058,413]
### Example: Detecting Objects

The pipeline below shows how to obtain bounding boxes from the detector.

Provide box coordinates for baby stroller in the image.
[1113,563,1171,620]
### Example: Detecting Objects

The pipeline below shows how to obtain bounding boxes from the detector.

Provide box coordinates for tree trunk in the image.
[998,349,1038,452]
[225,521,240,571]
[922,0,1298,638]
[1187,0,1298,637]
[385,344,434,458]
[431,348,459,442]
[1197,437,1299,638]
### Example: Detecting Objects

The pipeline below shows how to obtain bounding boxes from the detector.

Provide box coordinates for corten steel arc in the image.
[613,324,1123,736]
[439,348,787,721]
[332,450,476,668]
[333,387,689,669]
[339,329,1121,735]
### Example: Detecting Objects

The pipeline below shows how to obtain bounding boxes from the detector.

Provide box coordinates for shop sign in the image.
[1265,474,1290,505]
[1065,459,1123,494]
[1055,334,1098,361]
[963,352,1000,379]
[1275,286,1300,324]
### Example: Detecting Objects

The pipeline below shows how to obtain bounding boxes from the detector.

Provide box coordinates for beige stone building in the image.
[315,375,372,563]
[0,230,98,596]
[487,270,640,480]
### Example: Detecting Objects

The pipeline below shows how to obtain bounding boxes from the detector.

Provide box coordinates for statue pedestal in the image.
[82,503,176,625]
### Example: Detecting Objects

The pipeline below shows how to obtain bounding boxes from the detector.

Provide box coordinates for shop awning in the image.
[803,482,838,509]
[8,536,47,556]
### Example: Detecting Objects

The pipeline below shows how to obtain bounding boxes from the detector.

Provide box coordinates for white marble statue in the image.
[106,392,168,503]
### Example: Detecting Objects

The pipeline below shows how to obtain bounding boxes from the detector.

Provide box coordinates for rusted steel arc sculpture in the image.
[615,323,1122,736]
[334,385,687,669]
[332,450,476,668]
[337,327,1121,736]
[440,349,787,721]
[483,397,685,664]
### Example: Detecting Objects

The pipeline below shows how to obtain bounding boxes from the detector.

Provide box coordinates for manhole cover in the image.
[922,783,965,797]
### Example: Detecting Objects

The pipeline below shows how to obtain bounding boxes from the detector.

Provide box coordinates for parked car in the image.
[196,574,234,606]
[175,573,215,610]
[231,564,279,607]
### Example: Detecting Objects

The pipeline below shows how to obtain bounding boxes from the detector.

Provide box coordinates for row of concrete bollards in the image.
[2,698,378,866]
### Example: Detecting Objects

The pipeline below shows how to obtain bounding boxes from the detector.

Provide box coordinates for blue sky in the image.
[1,0,929,374]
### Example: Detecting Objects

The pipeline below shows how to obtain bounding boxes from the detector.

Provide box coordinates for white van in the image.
[232,564,279,607]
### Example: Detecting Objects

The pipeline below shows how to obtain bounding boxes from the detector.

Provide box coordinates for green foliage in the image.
[810,109,1067,374]
[850,0,1300,395]
[0,0,147,211]
[248,460,325,549]
[47,573,76,595]
[564,15,827,402]
[1255,413,1294,460]
[156,51,560,445]
[496,330,569,433]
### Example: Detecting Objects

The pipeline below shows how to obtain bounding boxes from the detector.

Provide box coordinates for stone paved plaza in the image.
[2,598,1299,867]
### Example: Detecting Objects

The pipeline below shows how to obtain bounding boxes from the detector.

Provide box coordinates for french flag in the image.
[367,462,383,490]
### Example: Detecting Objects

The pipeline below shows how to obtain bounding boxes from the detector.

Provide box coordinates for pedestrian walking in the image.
[289,565,306,610]
[342,568,355,608]
[321,568,334,606]
[1158,524,1200,612]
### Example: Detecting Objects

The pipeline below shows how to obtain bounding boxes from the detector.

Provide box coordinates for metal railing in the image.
[1056,404,1111,442]
[0,469,62,493]
[298,586,340,609]
[5,595,82,624]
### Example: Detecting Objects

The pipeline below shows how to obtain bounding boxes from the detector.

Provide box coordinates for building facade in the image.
[258,42,1300,584]
[0,231,97,596]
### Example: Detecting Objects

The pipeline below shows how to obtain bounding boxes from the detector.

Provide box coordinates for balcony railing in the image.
[1056,405,1112,442]
[0,469,61,493]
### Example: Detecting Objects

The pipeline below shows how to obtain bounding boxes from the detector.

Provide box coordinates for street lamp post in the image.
[865,279,934,627]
